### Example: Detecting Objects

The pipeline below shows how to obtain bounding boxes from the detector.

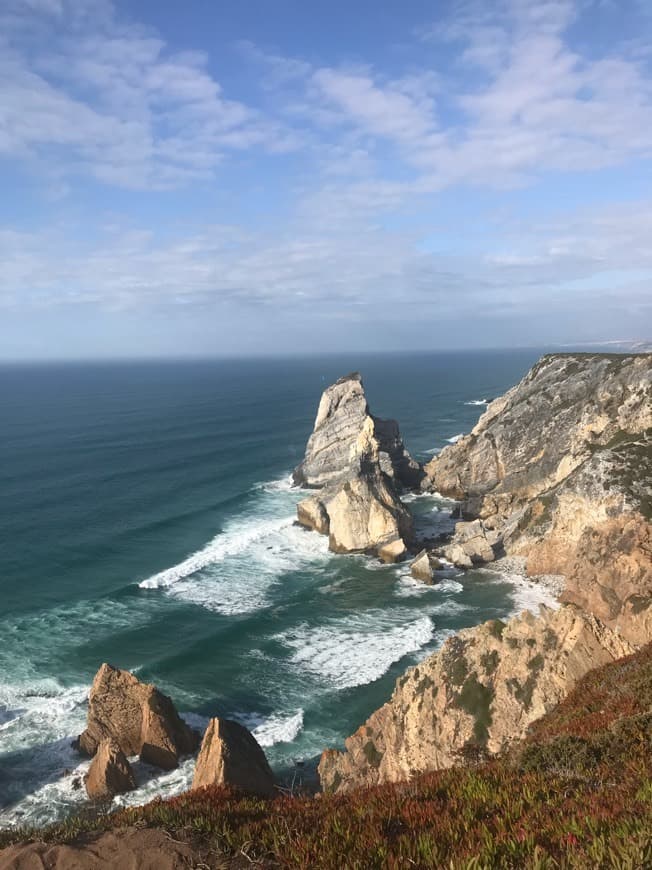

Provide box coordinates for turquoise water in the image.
[0,350,554,826]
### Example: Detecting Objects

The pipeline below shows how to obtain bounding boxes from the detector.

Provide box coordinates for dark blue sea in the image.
[0,350,556,825]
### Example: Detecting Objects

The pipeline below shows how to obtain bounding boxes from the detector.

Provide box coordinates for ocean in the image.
[0,349,556,827]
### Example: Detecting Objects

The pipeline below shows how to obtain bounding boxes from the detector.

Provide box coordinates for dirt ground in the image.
[0,827,229,869]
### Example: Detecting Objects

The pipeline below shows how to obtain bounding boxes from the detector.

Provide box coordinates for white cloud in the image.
[0,0,298,189]
[1,0,652,352]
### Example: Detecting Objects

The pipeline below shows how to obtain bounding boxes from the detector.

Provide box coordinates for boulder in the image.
[296,495,329,535]
[192,718,275,798]
[78,664,199,770]
[326,472,412,556]
[85,738,136,800]
[452,520,496,564]
[378,538,408,564]
[410,550,435,583]
[444,543,473,569]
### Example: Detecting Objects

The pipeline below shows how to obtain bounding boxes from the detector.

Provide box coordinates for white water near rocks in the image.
[0,477,562,830]
[0,351,556,829]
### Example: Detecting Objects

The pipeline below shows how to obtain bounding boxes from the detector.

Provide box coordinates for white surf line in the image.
[139,515,297,589]
[278,613,435,690]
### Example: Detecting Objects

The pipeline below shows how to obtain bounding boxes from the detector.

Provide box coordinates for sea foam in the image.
[138,475,330,615]
[237,709,304,747]
[277,612,435,690]
[139,515,298,590]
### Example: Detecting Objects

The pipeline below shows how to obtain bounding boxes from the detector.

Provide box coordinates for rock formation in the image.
[410,549,436,583]
[78,664,199,770]
[424,353,651,644]
[318,604,633,793]
[293,373,422,491]
[294,373,421,557]
[85,738,136,800]
[318,353,651,794]
[192,718,275,798]
[443,519,497,567]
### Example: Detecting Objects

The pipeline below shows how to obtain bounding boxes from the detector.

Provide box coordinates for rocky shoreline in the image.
[1,351,650,838]
[481,554,566,599]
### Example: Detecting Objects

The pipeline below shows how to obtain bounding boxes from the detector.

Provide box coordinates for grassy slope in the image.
[1,644,651,869]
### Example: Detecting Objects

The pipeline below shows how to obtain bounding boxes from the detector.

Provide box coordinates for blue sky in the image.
[1,0,651,359]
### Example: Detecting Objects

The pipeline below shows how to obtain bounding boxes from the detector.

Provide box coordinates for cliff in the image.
[426,352,651,644]
[318,604,633,792]
[3,644,650,868]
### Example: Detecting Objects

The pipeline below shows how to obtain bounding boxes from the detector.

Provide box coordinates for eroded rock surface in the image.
[424,353,652,643]
[294,373,420,556]
[85,738,136,800]
[318,604,633,793]
[192,718,275,797]
[78,664,199,770]
[410,549,435,583]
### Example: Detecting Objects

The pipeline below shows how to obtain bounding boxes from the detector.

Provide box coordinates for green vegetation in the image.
[488,618,506,640]
[481,649,500,676]
[506,652,544,712]
[1,645,650,868]
[415,674,435,695]
[448,652,470,687]
[362,740,383,769]
[454,672,495,744]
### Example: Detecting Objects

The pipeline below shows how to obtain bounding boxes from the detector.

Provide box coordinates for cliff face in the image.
[425,353,651,644]
[294,373,421,558]
[318,353,651,794]
[318,604,633,792]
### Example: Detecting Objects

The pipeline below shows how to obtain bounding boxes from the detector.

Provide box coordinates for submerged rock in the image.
[78,664,199,770]
[192,718,275,797]
[294,373,420,556]
[85,738,136,800]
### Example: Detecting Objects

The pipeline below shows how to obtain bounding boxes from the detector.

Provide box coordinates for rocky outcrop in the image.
[318,604,633,793]
[293,373,422,491]
[294,373,420,557]
[192,718,275,798]
[424,353,651,644]
[410,550,435,583]
[85,738,136,800]
[443,519,497,567]
[78,664,199,770]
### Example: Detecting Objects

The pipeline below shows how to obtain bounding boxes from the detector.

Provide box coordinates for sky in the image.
[1,0,652,360]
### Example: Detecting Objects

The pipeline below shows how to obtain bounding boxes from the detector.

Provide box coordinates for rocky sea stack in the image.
[192,718,276,797]
[78,663,200,775]
[293,372,423,560]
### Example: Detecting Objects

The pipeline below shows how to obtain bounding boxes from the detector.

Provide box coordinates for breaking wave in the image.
[277,612,435,690]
